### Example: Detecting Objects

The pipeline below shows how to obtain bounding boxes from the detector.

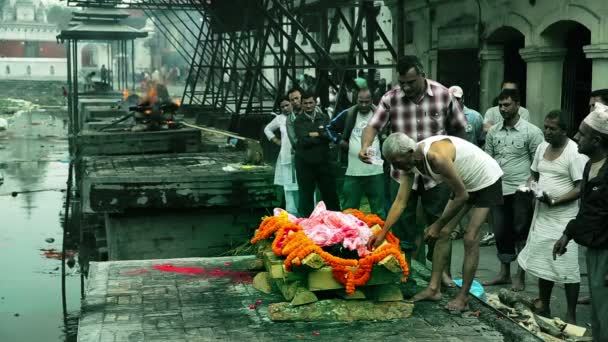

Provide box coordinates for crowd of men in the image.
[264,55,608,341]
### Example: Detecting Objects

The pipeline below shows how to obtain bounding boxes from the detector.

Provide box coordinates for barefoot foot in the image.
[411,287,442,302]
[511,278,525,292]
[577,296,590,304]
[446,295,469,312]
[482,274,511,286]
[442,272,456,288]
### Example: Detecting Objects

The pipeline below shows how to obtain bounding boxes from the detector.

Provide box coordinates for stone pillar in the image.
[519,46,567,127]
[479,45,504,113]
[584,44,608,91]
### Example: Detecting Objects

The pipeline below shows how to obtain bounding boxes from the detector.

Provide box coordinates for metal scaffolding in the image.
[65,0,401,115]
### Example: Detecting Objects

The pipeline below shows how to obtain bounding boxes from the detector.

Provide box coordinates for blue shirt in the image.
[463,106,484,146]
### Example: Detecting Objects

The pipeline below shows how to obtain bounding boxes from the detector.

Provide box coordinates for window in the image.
[26,65,31,75]
[24,42,39,58]
[50,65,55,75]
[5,66,10,74]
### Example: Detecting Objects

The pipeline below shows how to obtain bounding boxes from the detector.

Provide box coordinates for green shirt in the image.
[485,117,544,195]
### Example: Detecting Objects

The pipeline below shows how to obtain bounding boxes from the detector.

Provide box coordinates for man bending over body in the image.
[369,133,503,311]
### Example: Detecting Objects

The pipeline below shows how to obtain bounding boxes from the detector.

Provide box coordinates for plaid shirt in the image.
[369,78,467,190]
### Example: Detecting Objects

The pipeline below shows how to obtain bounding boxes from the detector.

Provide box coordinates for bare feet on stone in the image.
[482,274,511,286]
[511,271,525,292]
[565,314,576,325]
[578,296,590,304]
[446,295,469,312]
[411,287,442,302]
[511,277,525,292]
[442,272,456,288]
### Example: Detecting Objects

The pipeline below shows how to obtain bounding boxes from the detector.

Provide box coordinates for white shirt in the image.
[417,135,503,192]
[264,114,293,166]
[346,111,384,176]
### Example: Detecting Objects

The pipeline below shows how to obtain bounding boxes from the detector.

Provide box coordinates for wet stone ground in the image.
[78,256,539,342]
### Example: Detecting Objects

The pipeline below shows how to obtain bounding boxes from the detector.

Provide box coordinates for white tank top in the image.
[417,135,503,192]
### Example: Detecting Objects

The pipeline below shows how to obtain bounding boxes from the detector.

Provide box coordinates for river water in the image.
[0,110,80,341]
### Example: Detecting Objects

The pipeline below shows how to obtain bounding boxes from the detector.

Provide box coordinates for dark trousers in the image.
[587,247,608,342]
[490,192,534,263]
[389,179,450,253]
[295,158,340,217]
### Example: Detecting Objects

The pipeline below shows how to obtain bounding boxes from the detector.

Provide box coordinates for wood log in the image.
[335,289,366,300]
[498,288,542,311]
[268,299,414,321]
[378,254,403,273]
[563,323,586,337]
[291,287,318,306]
[275,279,300,301]
[535,315,564,338]
[364,284,404,302]
[252,272,272,294]
[307,266,399,291]
[301,253,325,269]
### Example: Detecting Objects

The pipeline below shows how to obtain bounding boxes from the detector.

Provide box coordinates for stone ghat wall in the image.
[0,80,67,107]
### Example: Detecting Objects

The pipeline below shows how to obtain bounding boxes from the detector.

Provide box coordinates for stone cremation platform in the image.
[77,256,541,342]
[76,128,202,155]
[81,151,275,213]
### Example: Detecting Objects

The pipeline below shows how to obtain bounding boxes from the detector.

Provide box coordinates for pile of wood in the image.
[251,226,414,321]
[487,289,589,341]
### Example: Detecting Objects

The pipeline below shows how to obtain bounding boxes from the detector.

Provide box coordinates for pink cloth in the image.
[274,202,372,257]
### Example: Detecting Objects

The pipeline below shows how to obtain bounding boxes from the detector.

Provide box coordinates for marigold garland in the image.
[250,209,410,295]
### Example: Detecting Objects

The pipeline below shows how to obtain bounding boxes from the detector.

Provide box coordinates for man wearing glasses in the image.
[359,55,467,286]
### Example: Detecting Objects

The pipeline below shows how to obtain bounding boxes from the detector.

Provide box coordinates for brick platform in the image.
[78,256,541,342]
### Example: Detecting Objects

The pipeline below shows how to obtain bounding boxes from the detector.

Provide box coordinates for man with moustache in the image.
[359,55,467,286]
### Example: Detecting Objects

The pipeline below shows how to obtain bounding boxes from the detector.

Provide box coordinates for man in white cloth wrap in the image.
[518,110,587,324]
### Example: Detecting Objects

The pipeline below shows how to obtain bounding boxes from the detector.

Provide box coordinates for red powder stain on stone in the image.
[152,264,205,274]
[121,269,150,276]
[312,331,320,336]
[207,268,254,283]
[224,262,232,267]
[249,304,257,309]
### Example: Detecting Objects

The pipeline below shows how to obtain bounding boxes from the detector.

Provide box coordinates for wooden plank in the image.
[307,266,400,292]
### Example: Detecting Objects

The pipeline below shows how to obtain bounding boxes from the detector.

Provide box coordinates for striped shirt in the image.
[369,79,467,189]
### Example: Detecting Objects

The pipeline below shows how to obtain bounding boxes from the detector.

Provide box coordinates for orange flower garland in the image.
[250,209,410,295]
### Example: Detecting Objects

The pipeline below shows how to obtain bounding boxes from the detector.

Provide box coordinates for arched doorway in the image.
[486,27,527,107]
[540,21,591,136]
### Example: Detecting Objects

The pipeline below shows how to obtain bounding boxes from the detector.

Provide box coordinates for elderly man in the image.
[449,86,484,146]
[554,103,608,341]
[483,80,530,132]
[484,89,544,291]
[359,55,467,286]
[370,133,503,311]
